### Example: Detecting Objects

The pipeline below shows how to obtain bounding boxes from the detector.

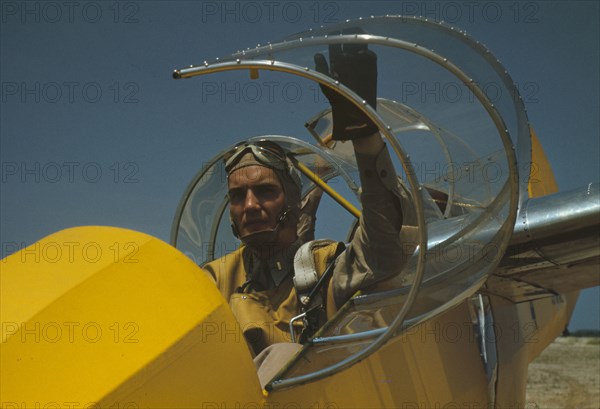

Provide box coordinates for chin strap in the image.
[231,207,293,247]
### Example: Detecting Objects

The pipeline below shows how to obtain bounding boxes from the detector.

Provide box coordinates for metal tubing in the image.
[291,157,361,219]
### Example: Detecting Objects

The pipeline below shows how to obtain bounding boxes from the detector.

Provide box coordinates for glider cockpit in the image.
[171,16,528,389]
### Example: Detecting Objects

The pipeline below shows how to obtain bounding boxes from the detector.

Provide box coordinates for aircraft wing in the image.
[488,129,599,303]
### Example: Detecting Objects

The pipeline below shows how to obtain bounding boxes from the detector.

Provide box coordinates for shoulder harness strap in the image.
[293,239,334,304]
[292,239,345,343]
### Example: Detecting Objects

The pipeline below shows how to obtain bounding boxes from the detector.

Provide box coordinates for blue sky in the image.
[1,1,598,330]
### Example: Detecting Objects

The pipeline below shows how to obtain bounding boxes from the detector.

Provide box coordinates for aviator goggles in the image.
[223,140,290,174]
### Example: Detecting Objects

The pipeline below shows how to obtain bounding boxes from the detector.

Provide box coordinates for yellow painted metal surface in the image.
[1,226,262,407]
[528,127,559,198]
[1,226,491,407]
[268,302,489,407]
[492,128,578,407]
[0,127,579,407]
[525,127,577,360]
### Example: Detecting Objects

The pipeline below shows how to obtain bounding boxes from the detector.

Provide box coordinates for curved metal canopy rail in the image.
[173,33,520,218]
[175,60,429,387]
[172,30,519,390]
[178,16,532,208]
[229,15,530,210]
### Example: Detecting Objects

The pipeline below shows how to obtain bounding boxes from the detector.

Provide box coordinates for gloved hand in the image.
[314,37,378,141]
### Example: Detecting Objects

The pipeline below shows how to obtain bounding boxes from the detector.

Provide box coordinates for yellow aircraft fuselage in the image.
[0,132,577,408]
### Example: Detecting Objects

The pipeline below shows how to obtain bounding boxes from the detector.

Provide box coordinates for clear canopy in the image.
[171,16,525,389]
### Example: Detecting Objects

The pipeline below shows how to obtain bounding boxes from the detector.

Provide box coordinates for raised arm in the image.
[315,41,415,309]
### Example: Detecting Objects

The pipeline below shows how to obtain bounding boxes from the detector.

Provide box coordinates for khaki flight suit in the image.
[202,145,416,357]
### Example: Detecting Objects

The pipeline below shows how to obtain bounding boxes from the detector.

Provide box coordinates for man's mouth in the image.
[243,220,271,231]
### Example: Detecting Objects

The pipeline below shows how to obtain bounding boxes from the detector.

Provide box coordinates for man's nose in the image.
[244,189,261,210]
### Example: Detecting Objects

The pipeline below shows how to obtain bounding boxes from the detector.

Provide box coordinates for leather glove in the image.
[314,36,378,141]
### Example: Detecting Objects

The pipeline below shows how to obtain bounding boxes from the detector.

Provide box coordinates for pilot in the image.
[202,43,415,385]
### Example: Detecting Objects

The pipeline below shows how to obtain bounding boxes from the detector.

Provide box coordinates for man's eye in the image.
[228,190,244,202]
[256,186,279,197]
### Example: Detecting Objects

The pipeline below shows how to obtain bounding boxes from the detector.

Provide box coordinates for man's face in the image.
[228,165,286,239]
